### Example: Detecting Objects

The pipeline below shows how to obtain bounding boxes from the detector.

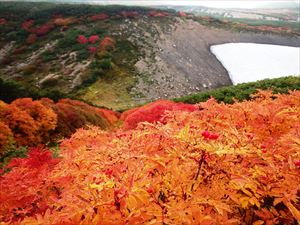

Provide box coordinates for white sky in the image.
[97,1,298,8]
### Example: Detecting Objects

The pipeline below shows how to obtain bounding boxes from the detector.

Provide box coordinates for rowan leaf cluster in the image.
[0,91,299,224]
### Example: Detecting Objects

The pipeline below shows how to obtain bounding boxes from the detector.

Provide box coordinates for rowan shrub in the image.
[1,91,299,224]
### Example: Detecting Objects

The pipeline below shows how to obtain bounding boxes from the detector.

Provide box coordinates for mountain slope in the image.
[1,2,299,110]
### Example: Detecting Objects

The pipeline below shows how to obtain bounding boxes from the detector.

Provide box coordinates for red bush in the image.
[88,46,98,54]
[34,22,55,36]
[77,35,88,44]
[120,11,139,18]
[26,34,37,44]
[0,147,60,222]
[178,11,187,17]
[21,20,34,30]
[148,11,170,17]
[122,100,197,129]
[88,35,100,44]
[0,18,7,25]
[99,37,115,52]
[90,13,109,21]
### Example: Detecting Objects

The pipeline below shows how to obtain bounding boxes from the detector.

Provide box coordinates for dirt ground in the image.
[133,18,300,102]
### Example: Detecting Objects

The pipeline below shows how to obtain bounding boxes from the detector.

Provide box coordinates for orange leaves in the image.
[1,91,300,224]
[0,121,12,152]
[0,98,57,147]
[99,37,115,52]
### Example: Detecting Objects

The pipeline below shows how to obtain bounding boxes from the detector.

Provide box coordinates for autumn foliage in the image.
[122,100,198,129]
[40,98,118,139]
[99,37,116,52]
[0,98,118,152]
[0,18,7,25]
[77,35,88,44]
[1,91,300,224]
[89,35,100,44]
[90,13,109,21]
[0,98,57,149]
[148,11,170,17]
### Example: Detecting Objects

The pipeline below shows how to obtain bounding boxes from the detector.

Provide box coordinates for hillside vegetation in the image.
[175,76,300,104]
[1,2,299,110]
[1,90,300,224]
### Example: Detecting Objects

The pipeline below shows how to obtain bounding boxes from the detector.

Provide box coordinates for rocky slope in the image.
[0,2,299,110]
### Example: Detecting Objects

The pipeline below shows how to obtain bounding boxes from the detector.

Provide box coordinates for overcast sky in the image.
[92,1,298,8]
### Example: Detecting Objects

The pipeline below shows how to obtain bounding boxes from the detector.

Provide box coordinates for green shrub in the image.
[174,76,300,104]
[99,58,112,70]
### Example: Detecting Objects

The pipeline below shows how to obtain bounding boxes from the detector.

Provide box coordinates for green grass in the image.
[174,76,300,104]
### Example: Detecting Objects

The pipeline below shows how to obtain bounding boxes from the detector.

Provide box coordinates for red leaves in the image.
[201,130,219,140]
[88,35,100,44]
[21,20,55,36]
[148,11,170,17]
[122,100,197,130]
[7,147,58,169]
[34,22,55,36]
[0,18,7,25]
[21,20,34,30]
[178,11,187,17]
[99,36,115,52]
[90,13,109,21]
[88,46,98,54]
[77,35,88,44]
[1,91,300,224]
[26,33,37,44]
[0,147,59,222]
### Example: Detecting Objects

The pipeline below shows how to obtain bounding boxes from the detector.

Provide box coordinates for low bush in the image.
[175,76,300,104]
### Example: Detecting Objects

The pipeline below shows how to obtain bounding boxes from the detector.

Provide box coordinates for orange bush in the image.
[40,98,118,138]
[53,17,77,26]
[1,91,300,224]
[99,37,115,52]
[0,98,57,146]
[0,121,12,153]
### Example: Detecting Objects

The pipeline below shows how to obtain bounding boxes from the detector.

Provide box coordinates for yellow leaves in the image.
[209,200,232,216]
[90,180,115,191]
[176,125,190,142]
[124,188,150,217]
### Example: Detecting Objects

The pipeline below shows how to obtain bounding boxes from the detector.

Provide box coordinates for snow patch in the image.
[210,43,300,85]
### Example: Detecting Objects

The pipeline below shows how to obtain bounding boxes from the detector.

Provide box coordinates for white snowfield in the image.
[210,43,300,85]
